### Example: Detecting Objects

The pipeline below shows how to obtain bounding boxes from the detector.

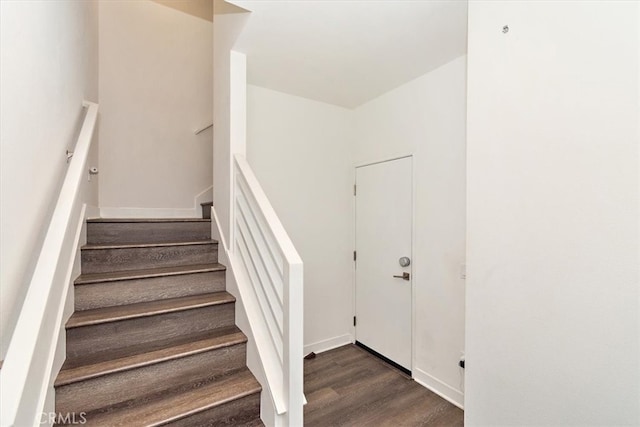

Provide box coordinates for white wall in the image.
[246,85,355,353]
[354,55,467,406]
[466,1,639,425]
[245,57,466,404]
[99,0,213,217]
[213,9,249,245]
[0,0,99,359]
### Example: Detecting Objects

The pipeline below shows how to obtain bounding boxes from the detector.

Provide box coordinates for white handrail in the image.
[0,101,99,427]
[232,154,304,425]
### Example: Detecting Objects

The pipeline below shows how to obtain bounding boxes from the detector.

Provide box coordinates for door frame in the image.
[352,154,416,375]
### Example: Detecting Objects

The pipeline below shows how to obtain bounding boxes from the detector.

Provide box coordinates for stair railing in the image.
[232,154,304,426]
[0,101,99,427]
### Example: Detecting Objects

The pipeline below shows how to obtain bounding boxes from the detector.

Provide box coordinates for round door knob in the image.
[399,257,411,267]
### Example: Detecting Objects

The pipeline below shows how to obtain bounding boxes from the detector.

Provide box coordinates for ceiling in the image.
[227,0,468,108]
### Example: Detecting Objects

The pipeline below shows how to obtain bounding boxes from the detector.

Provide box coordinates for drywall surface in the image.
[0,0,99,358]
[99,0,212,216]
[354,55,467,406]
[246,85,355,353]
[151,0,212,22]
[213,10,249,245]
[230,0,467,108]
[465,1,639,425]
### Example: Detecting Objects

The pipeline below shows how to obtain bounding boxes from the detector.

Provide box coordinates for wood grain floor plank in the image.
[75,263,226,285]
[57,344,248,415]
[66,303,235,359]
[80,368,260,426]
[81,242,218,274]
[87,218,211,223]
[67,292,234,328]
[74,270,226,311]
[304,345,463,427]
[83,240,217,250]
[88,221,212,245]
[164,393,261,427]
[56,327,246,386]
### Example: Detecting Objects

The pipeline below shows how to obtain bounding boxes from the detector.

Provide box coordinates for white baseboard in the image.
[100,207,199,219]
[100,186,213,219]
[194,186,213,209]
[413,367,464,409]
[304,334,353,355]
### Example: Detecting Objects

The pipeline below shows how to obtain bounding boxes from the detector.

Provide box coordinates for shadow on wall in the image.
[152,0,212,22]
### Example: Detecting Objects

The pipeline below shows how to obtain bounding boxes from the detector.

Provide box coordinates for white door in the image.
[355,156,412,371]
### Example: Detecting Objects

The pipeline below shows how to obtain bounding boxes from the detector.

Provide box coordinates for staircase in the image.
[54,218,262,426]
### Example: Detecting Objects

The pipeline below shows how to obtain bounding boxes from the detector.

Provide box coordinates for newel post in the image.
[283,260,304,425]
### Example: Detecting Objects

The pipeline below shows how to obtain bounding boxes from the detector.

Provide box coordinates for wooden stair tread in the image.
[57,218,261,424]
[67,292,235,329]
[82,240,217,250]
[75,263,226,285]
[83,368,261,426]
[56,326,246,386]
[61,326,242,370]
[87,218,211,223]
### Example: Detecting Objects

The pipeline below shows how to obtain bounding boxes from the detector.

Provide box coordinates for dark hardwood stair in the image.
[80,368,261,427]
[66,292,235,328]
[55,218,262,425]
[75,263,227,285]
[87,218,212,244]
[74,263,226,310]
[201,201,213,219]
[56,326,247,386]
[81,240,218,274]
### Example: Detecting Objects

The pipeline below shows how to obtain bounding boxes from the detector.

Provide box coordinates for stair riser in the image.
[75,271,226,311]
[201,203,213,220]
[164,392,261,427]
[87,222,211,245]
[81,244,218,274]
[66,304,235,359]
[56,344,247,415]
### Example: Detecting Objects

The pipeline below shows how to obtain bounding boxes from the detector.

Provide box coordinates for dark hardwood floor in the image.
[304,345,464,426]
